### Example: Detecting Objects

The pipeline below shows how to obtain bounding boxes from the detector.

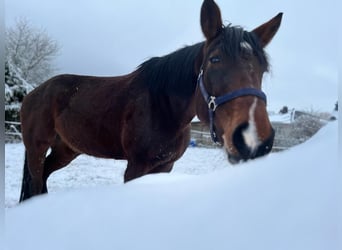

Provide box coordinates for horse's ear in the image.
[200,0,223,41]
[252,13,283,48]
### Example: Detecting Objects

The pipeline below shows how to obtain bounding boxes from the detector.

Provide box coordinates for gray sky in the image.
[5,0,339,112]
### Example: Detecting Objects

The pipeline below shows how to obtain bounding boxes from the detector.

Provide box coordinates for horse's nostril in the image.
[232,122,252,160]
[255,128,275,157]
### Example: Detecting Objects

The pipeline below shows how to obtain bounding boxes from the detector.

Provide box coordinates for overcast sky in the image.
[5,0,339,112]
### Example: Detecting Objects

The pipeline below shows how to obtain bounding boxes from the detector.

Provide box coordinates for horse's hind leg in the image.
[42,136,79,193]
[19,151,31,202]
[22,143,50,200]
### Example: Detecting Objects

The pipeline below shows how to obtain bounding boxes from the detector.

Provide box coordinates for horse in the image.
[19,0,282,201]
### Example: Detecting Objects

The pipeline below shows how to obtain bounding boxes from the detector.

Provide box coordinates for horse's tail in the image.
[19,150,32,202]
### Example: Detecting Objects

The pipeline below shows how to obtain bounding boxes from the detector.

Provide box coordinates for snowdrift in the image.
[5,122,339,250]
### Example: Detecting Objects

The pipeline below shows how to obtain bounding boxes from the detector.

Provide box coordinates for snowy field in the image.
[5,121,340,250]
[5,144,227,208]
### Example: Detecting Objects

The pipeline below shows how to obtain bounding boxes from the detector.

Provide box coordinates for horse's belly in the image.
[59,133,126,159]
[55,113,126,160]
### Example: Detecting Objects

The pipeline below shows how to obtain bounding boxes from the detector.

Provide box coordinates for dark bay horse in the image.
[19,0,282,201]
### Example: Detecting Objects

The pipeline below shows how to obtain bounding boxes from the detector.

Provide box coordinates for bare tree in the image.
[5,18,60,84]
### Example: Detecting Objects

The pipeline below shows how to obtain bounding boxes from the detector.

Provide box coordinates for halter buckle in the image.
[208,96,218,111]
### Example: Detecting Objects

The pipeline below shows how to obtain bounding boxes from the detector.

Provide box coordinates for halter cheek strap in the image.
[197,69,267,143]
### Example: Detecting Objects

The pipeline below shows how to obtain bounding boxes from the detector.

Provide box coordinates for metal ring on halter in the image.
[207,96,217,111]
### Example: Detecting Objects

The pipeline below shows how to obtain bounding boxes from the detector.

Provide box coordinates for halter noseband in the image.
[197,69,267,144]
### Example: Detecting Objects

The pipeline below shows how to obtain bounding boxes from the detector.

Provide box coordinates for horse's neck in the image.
[162,50,204,127]
[168,93,198,127]
[134,42,204,128]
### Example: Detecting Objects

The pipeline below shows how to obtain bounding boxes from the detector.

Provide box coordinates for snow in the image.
[269,112,294,123]
[4,122,340,250]
[5,146,226,208]
[191,115,200,122]
[6,60,36,92]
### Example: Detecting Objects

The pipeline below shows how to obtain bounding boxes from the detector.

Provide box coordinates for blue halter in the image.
[197,69,267,143]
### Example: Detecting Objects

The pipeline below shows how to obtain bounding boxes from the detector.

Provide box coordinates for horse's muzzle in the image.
[228,123,275,164]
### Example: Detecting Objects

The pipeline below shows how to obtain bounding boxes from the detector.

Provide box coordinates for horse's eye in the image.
[209,56,220,64]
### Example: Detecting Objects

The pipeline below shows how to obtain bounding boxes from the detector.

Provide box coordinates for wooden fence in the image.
[189,121,316,152]
[5,121,22,141]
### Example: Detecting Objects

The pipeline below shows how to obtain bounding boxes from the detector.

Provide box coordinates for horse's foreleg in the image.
[124,161,147,183]
[123,160,175,183]
[148,162,174,174]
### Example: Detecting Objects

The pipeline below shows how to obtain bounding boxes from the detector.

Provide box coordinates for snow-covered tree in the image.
[5,18,59,85]
[5,60,35,122]
[5,18,59,128]
[5,61,34,105]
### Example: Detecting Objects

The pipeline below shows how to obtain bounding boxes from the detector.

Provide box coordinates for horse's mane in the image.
[221,25,269,70]
[136,42,204,97]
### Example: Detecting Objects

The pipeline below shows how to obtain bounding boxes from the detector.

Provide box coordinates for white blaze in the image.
[240,41,253,52]
[242,98,260,152]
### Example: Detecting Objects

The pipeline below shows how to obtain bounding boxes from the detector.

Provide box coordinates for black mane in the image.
[136,42,204,97]
[220,25,269,70]
[135,26,268,97]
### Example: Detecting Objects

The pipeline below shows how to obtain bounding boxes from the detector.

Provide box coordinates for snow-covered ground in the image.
[5,144,227,208]
[5,121,340,250]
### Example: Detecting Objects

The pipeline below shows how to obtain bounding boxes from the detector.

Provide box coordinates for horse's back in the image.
[21,74,133,158]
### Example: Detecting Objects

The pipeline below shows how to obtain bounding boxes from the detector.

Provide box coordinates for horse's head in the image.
[196,0,282,164]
